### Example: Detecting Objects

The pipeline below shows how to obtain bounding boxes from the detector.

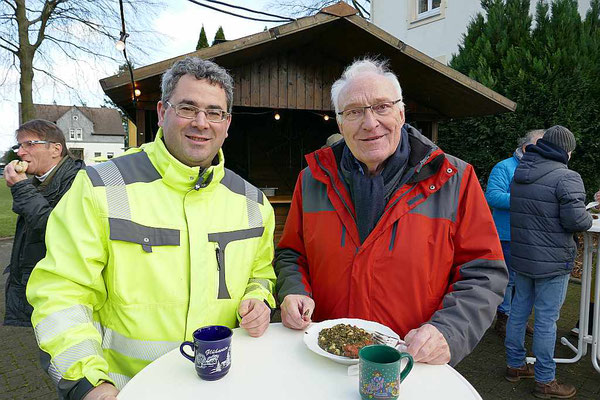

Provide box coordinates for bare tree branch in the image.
[0,42,18,54]
[1,0,17,13]
[0,0,166,121]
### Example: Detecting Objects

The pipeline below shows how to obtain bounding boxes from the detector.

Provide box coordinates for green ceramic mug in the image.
[359,345,413,400]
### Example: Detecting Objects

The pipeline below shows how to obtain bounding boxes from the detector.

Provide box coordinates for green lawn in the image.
[0,178,17,238]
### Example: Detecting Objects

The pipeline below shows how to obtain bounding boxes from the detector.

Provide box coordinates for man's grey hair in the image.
[331,58,404,122]
[161,57,234,112]
[518,129,544,148]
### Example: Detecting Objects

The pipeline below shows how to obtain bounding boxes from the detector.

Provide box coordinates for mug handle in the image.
[398,352,414,381]
[180,341,195,363]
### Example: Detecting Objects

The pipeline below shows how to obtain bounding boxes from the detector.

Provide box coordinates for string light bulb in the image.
[115,32,129,51]
[134,89,141,97]
[323,114,330,121]
[274,112,281,121]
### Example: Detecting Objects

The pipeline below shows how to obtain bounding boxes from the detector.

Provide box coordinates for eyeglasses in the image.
[337,99,402,122]
[167,101,229,122]
[11,140,55,153]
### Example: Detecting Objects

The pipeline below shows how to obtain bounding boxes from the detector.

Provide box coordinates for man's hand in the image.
[83,382,119,400]
[403,324,451,365]
[238,299,270,337]
[4,160,28,187]
[280,294,314,330]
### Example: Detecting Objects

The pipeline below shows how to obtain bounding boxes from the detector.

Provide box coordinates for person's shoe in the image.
[533,380,576,399]
[505,363,535,382]
[526,322,534,336]
[495,312,508,337]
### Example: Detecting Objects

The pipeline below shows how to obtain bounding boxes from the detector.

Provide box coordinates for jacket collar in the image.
[142,128,224,191]
[309,124,444,185]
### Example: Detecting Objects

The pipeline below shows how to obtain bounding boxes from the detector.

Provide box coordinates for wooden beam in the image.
[136,109,147,145]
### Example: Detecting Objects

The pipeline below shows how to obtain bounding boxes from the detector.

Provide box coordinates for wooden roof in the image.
[100,3,515,120]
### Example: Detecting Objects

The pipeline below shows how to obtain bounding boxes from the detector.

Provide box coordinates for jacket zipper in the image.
[215,243,222,298]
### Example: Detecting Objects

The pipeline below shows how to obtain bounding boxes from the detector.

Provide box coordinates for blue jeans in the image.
[505,272,570,383]
[497,241,514,315]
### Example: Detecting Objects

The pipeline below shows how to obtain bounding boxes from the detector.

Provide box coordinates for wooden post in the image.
[136,109,146,146]
[431,121,439,143]
[128,119,138,148]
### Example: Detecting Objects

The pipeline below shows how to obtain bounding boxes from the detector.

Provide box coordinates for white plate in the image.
[303,318,400,365]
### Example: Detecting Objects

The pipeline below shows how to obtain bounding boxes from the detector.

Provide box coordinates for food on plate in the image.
[11,160,29,173]
[318,323,374,358]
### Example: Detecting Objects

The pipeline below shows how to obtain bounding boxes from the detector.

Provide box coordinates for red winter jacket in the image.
[274,126,507,366]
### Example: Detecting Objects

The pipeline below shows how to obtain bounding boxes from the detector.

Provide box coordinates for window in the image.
[72,115,79,121]
[76,128,82,141]
[94,152,101,157]
[107,152,114,159]
[418,0,441,18]
[409,0,445,27]
[69,129,75,140]
[70,148,84,160]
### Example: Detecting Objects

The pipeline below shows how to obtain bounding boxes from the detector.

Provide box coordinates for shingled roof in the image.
[19,103,125,136]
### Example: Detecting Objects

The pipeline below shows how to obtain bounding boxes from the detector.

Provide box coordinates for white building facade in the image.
[57,107,124,165]
[370,0,592,64]
[21,104,126,165]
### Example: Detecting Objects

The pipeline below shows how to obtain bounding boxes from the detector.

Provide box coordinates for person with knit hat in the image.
[504,125,592,399]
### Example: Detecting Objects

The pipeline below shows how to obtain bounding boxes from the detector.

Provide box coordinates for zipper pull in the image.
[194,168,206,191]
[215,244,222,271]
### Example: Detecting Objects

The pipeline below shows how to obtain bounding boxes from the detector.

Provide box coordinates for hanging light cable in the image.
[117,0,137,105]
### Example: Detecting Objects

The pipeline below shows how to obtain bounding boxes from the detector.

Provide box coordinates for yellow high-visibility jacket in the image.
[27,129,276,397]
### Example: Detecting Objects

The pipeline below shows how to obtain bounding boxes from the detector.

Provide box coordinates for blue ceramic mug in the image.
[180,325,233,381]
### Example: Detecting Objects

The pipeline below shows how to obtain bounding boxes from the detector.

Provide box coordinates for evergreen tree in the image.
[196,25,209,50]
[439,0,600,197]
[212,26,226,46]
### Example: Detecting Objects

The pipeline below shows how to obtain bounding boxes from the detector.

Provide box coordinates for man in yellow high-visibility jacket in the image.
[26,57,276,400]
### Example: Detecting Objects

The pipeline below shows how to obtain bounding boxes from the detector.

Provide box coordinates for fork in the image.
[372,331,408,352]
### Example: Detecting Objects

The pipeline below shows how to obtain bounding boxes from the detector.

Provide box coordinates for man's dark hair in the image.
[16,119,68,157]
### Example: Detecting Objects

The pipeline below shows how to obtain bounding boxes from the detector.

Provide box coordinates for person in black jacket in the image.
[3,119,84,327]
[504,125,592,399]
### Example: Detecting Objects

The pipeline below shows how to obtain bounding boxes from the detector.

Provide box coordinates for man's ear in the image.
[157,101,166,127]
[54,143,63,158]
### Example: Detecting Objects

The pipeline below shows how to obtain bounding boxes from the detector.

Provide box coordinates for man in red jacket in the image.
[274,58,508,366]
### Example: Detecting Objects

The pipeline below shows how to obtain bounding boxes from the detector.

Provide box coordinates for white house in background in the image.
[370,0,592,65]
[19,103,126,165]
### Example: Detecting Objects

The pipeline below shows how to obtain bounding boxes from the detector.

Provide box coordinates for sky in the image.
[0,0,284,153]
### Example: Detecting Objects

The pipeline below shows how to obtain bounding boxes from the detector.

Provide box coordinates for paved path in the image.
[1,238,599,399]
[0,239,55,399]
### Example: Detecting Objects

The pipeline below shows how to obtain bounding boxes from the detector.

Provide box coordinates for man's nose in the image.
[361,108,379,129]
[192,110,210,128]
[17,146,27,157]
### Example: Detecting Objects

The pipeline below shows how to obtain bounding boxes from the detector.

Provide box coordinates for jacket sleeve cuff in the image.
[57,377,95,400]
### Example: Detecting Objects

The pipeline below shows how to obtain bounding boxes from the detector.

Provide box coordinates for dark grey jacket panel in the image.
[4,156,85,326]
[510,149,592,278]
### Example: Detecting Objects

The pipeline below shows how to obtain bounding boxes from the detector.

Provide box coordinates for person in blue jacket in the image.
[485,130,544,337]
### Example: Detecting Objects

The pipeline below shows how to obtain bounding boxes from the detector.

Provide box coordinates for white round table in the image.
[118,323,481,399]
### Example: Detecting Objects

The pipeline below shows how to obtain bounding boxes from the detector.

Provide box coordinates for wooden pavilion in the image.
[100,2,515,242]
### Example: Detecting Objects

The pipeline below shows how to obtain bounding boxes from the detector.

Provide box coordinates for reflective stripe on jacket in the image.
[27,129,276,396]
[275,126,507,366]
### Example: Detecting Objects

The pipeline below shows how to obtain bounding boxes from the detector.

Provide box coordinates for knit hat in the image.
[543,125,576,153]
